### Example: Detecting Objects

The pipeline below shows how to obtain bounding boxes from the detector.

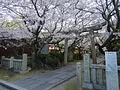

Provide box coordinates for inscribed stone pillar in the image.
[83,54,93,89]
[105,52,119,90]
[83,54,91,83]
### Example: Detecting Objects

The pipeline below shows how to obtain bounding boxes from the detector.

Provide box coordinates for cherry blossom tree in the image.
[0,0,80,68]
[95,0,120,52]
[0,0,107,67]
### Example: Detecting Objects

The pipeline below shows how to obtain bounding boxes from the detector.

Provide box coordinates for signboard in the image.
[41,44,49,54]
[105,52,119,90]
[105,52,118,72]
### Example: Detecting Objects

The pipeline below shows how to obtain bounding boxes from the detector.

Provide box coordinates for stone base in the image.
[83,82,93,89]
[20,70,29,74]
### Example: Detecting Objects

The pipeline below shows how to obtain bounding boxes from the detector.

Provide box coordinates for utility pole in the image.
[90,30,97,64]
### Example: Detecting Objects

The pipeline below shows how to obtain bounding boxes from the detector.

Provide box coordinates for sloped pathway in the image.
[13,64,76,90]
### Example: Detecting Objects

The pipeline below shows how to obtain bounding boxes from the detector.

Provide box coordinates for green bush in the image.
[45,55,60,69]
[49,52,64,63]
[36,53,62,69]
[35,54,47,68]
[37,54,47,63]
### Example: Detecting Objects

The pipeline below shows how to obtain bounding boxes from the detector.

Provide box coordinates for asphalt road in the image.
[13,64,76,90]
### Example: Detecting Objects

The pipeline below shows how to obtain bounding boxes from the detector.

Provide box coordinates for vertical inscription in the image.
[84,54,91,83]
[105,52,119,90]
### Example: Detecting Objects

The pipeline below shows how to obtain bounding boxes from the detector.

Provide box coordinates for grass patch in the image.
[65,79,78,90]
[0,69,49,82]
[0,69,11,81]
[74,60,83,62]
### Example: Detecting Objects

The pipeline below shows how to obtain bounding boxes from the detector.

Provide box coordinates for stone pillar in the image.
[1,56,5,67]
[64,38,68,65]
[90,30,97,64]
[83,54,91,83]
[22,54,27,71]
[1,56,5,60]
[10,57,14,68]
[105,52,119,90]
[83,54,93,89]
[76,62,82,90]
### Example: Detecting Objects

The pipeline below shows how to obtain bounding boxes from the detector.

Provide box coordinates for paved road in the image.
[13,64,76,90]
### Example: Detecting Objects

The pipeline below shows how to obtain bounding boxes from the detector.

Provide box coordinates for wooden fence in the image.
[1,54,28,73]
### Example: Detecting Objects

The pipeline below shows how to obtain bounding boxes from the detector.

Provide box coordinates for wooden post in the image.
[89,30,97,64]
[76,62,82,90]
[64,38,68,65]
[22,54,27,71]
[10,57,14,68]
[105,52,119,90]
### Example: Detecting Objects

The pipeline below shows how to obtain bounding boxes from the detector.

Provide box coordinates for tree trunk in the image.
[31,52,36,69]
